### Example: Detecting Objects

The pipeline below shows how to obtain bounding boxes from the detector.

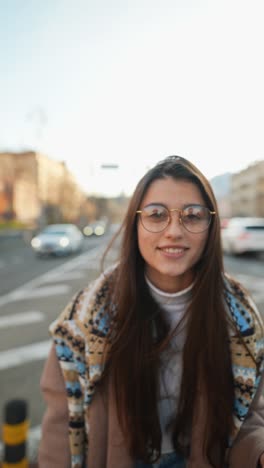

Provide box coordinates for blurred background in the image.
[0,0,264,464]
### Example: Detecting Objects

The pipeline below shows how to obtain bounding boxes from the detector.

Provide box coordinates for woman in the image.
[38,155,264,468]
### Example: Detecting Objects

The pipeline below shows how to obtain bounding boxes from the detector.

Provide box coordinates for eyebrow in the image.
[143,202,206,209]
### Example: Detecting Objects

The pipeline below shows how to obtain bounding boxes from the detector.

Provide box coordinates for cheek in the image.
[137,225,155,256]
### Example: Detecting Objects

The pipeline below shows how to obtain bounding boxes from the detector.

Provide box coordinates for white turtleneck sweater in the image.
[145,276,193,454]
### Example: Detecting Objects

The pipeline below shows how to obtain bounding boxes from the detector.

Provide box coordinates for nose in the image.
[164,210,184,237]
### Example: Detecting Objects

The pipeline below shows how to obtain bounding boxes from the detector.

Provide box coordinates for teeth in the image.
[163,248,184,254]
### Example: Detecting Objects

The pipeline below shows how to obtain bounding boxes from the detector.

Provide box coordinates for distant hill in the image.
[210,173,232,198]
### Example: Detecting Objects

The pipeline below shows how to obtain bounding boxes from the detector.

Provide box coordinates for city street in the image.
[0,232,263,462]
[0,229,119,461]
[1,2,264,465]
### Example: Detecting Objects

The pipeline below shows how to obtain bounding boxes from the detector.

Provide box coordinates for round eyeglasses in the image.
[136,204,216,234]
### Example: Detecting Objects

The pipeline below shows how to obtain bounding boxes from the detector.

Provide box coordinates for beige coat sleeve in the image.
[228,371,264,468]
[38,343,71,468]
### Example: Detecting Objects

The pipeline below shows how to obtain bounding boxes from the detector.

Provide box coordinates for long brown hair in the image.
[103,156,234,466]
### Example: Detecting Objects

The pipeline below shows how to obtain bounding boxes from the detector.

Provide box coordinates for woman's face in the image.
[137,177,209,293]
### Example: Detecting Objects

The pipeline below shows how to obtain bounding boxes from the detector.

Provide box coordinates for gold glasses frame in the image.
[136,205,216,233]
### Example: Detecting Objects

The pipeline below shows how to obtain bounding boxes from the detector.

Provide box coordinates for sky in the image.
[1,0,264,196]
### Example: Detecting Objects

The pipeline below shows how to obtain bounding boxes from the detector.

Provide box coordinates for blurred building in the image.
[210,173,232,218]
[231,160,264,217]
[0,151,87,226]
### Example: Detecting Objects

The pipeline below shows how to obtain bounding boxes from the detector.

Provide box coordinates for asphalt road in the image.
[0,233,110,296]
[0,232,263,462]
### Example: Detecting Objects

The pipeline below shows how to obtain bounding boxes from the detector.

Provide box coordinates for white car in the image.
[221,217,264,255]
[31,224,83,256]
[83,221,106,237]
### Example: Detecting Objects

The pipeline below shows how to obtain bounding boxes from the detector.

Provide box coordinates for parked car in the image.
[221,217,264,255]
[31,224,83,256]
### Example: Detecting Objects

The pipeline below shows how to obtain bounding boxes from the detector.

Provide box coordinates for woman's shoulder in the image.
[223,272,264,337]
[223,271,258,309]
[49,263,118,338]
[223,271,249,296]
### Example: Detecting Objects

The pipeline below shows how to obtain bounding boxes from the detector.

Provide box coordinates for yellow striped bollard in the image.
[2,399,28,468]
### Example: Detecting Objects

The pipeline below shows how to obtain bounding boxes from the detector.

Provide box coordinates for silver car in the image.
[31,224,83,256]
[221,217,264,255]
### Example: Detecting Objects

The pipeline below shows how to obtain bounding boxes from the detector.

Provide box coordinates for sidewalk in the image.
[0,229,22,239]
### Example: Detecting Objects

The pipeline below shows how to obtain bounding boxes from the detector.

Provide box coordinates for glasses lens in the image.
[140,204,169,232]
[181,205,212,232]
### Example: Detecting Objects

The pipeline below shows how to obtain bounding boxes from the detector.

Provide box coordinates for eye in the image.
[182,206,205,222]
[144,205,167,221]
[149,210,166,220]
[150,210,165,219]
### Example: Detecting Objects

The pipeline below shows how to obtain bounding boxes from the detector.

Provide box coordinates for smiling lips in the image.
[159,246,188,254]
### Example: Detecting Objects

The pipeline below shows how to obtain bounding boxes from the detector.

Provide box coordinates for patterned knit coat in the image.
[49,266,264,468]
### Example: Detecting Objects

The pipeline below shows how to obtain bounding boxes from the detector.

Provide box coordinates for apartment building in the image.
[231,160,264,217]
[0,151,86,225]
